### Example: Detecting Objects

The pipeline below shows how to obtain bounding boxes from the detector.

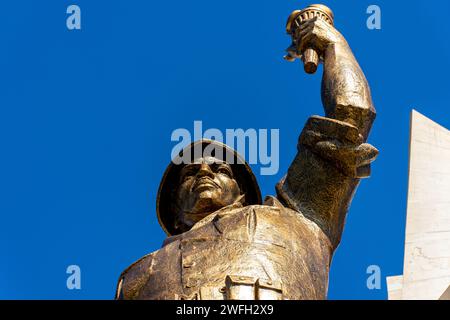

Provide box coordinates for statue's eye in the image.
[181,167,197,182]
[217,166,233,178]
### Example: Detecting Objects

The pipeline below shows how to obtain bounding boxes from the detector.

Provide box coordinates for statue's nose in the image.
[197,163,215,179]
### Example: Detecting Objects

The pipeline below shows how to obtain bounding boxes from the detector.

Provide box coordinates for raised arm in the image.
[277,17,378,250]
[318,22,376,140]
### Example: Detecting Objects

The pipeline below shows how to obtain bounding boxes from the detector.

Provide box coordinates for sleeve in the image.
[114,253,155,300]
[276,115,378,249]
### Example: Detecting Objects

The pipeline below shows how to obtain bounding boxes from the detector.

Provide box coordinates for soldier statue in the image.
[115,4,378,300]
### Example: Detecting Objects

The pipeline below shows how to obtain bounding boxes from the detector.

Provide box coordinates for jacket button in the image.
[183,261,195,268]
[185,279,198,288]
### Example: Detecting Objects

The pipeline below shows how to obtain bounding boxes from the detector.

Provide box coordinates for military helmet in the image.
[156,139,262,236]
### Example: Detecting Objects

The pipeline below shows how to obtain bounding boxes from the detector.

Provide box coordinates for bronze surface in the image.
[116,4,378,300]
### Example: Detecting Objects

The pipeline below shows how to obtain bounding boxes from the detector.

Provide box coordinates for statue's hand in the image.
[296,17,346,54]
[299,116,378,178]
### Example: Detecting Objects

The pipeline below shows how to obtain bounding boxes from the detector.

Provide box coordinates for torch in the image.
[284,4,334,74]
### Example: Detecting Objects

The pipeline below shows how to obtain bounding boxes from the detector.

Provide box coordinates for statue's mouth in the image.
[192,177,220,192]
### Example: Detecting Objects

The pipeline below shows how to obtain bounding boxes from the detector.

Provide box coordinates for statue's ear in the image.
[170,201,182,234]
[173,218,182,233]
[172,215,186,235]
[171,201,191,234]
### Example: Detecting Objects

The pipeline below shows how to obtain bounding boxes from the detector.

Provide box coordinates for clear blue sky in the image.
[1,0,450,299]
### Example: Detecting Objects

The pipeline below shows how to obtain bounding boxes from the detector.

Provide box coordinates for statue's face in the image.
[175,157,241,228]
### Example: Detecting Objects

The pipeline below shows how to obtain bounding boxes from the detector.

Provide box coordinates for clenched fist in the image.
[295,16,347,55]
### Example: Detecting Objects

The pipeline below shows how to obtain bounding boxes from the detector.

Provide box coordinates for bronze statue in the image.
[115,4,378,300]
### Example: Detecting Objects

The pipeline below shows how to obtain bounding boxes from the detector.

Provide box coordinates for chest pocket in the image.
[225,275,283,300]
[211,206,287,248]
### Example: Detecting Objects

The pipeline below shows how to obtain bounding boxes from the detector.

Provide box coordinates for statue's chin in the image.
[192,198,219,213]
[186,194,224,219]
[182,210,213,228]
[197,189,215,199]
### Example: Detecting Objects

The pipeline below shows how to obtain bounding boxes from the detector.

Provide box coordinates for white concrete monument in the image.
[386,110,450,300]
